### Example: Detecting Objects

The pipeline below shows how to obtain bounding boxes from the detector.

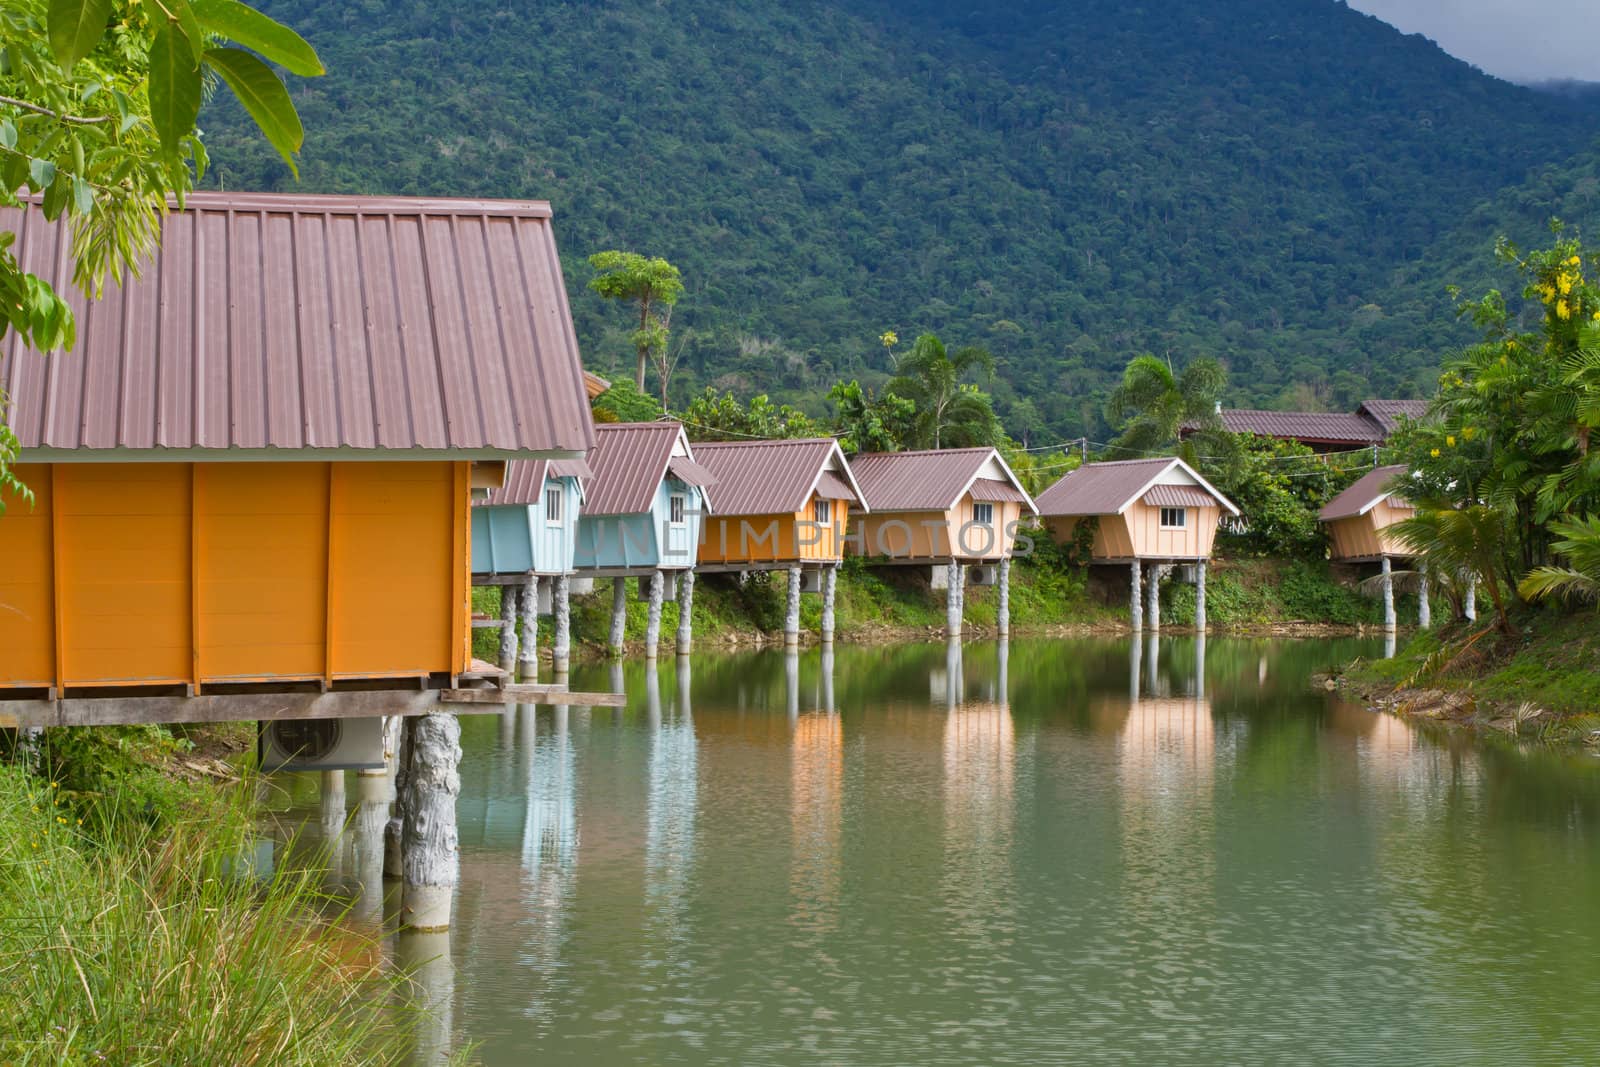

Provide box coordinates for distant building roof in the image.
[478,457,594,507]
[1035,457,1239,517]
[1318,465,1411,522]
[691,438,866,515]
[4,192,594,460]
[1356,399,1429,435]
[1191,398,1429,447]
[583,421,698,516]
[849,447,1037,514]
[583,371,612,399]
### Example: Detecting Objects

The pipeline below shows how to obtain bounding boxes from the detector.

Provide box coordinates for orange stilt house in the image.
[846,447,1037,638]
[0,193,595,720]
[690,438,867,647]
[1034,457,1238,633]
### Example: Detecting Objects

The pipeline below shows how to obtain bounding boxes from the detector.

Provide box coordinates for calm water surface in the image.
[267,637,1600,1066]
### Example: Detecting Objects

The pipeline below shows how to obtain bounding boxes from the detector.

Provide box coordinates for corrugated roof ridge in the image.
[691,436,835,447]
[171,191,556,218]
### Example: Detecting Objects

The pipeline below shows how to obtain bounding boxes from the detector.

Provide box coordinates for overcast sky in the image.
[1346,0,1600,84]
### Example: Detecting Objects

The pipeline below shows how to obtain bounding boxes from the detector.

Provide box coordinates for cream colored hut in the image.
[1035,457,1238,632]
[1319,464,1428,631]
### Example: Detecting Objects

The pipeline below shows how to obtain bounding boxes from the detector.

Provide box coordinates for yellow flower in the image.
[1559,274,1574,295]
[1463,426,1476,441]
[1430,448,1441,458]
[1570,256,1582,266]
[1557,300,1571,320]
[1446,435,1456,446]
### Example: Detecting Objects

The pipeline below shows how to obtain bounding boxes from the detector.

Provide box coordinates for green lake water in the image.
[267,637,1600,1065]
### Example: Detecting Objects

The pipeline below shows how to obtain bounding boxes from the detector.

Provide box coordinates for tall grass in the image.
[0,765,411,1065]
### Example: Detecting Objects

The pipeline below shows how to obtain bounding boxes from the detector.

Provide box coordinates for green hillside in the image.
[202,0,1600,439]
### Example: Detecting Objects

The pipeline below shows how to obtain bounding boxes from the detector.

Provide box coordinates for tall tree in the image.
[2,0,322,506]
[586,251,683,404]
[1105,354,1227,457]
[887,332,998,449]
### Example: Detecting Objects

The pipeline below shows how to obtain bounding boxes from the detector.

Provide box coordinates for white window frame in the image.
[1159,507,1187,530]
[545,483,563,524]
[814,498,832,525]
[670,493,686,525]
[973,501,995,526]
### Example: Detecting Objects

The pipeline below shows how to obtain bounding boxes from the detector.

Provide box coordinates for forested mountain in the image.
[201,0,1600,441]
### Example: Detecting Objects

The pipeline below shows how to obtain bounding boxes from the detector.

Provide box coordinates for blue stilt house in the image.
[573,422,714,578]
[472,459,591,580]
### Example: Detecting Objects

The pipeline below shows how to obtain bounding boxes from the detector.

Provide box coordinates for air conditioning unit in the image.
[569,577,596,596]
[635,575,678,602]
[1175,564,1199,584]
[537,582,553,614]
[799,569,824,594]
[259,716,386,773]
[967,565,998,587]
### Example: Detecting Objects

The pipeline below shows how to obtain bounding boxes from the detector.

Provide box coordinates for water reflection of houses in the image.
[645,663,699,947]
[790,706,844,933]
[941,693,1018,946]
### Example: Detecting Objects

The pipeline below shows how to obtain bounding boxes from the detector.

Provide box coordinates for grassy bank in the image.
[473,553,1402,662]
[0,730,412,1064]
[1339,610,1600,744]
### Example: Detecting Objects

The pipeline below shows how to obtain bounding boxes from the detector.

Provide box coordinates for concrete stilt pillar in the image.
[609,578,628,657]
[946,561,963,638]
[996,558,1011,637]
[1195,632,1207,701]
[497,584,518,673]
[319,769,346,850]
[518,578,540,680]
[997,637,1010,703]
[644,570,665,659]
[1195,560,1208,633]
[1146,631,1160,695]
[821,646,835,713]
[353,771,390,928]
[1417,562,1432,630]
[400,712,461,932]
[396,928,455,1066]
[676,569,695,655]
[1381,556,1396,632]
[1131,559,1144,632]
[784,565,802,650]
[945,637,963,708]
[552,573,571,676]
[1146,563,1162,634]
[383,716,412,880]
[820,563,837,646]
[645,659,661,727]
[1463,574,1477,622]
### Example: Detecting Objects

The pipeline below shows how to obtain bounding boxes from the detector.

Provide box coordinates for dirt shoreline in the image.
[1323,671,1600,749]
[550,618,1392,662]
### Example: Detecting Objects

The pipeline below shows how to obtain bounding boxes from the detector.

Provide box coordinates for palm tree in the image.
[1519,514,1600,606]
[1393,502,1519,632]
[1106,354,1228,458]
[887,333,997,449]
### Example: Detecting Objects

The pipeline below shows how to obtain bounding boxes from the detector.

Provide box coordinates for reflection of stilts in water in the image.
[1384,630,1397,660]
[1145,632,1160,696]
[519,700,578,999]
[396,928,455,1067]
[645,658,697,951]
[1114,693,1217,929]
[942,698,1016,943]
[821,646,835,713]
[997,638,1009,704]
[786,650,800,722]
[1194,633,1206,700]
[789,707,843,934]
[351,771,392,930]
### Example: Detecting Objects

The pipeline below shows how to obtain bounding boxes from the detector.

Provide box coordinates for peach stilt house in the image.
[1318,464,1428,630]
[1034,457,1238,633]
[690,438,867,648]
[846,447,1037,637]
[0,192,598,725]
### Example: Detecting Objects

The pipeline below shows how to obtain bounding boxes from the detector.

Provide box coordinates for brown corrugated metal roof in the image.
[850,448,993,511]
[1142,485,1217,508]
[1357,399,1429,435]
[1216,409,1385,444]
[967,478,1030,504]
[3,192,593,458]
[582,421,684,516]
[1319,465,1411,522]
[691,438,863,515]
[1036,458,1238,517]
[479,456,593,506]
[666,457,717,488]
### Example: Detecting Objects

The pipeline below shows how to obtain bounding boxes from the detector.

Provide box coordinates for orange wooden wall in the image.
[698,496,851,565]
[852,498,1026,561]
[1326,498,1416,561]
[0,461,469,690]
[1044,503,1219,561]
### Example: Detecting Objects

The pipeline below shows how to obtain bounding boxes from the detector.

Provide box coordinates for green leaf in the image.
[192,0,324,76]
[29,157,56,188]
[0,119,15,151]
[203,47,303,175]
[72,176,94,215]
[48,0,115,69]
[148,25,202,158]
[144,0,205,62]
